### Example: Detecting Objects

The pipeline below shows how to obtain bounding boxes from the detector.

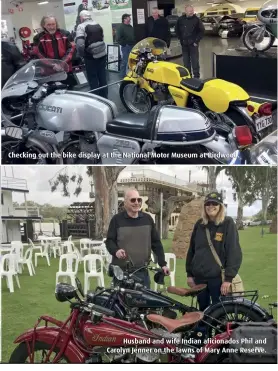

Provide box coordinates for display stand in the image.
[107,44,121,72]
[212,47,277,100]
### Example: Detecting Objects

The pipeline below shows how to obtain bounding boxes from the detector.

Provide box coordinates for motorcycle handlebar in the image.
[91,304,115,317]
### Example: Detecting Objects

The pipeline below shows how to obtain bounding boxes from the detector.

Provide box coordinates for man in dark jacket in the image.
[146,8,171,47]
[105,188,170,288]
[175,5,205,78]
[1,40,25,88]
[33,16,76,89]
[75,10,107,98]
[116,14,136,79]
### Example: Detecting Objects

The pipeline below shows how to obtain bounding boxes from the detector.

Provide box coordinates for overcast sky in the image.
[2,165,262,217]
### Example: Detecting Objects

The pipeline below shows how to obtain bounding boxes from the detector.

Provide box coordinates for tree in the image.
[251,167,277,223]
[49,166,125,238]
[224,167,256,229]
[146,190,194,239]
[202,166,224,191]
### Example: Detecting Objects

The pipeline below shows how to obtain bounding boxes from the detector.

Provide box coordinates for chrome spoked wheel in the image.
[121,83,152,114]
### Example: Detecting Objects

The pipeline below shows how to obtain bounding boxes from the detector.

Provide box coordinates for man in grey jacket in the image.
[75,10,108,98]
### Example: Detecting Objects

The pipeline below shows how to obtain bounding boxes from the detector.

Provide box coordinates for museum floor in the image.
[75,36,275,113]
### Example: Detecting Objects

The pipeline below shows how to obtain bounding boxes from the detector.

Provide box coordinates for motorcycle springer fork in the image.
[26,309,80,363]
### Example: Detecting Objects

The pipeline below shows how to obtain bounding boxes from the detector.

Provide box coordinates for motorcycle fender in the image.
[182,79,250,113]
[14,326,87,363]
[195,331,231,363]
[168,86,189,107]
[123,76,155,93]
[204,298,272,320]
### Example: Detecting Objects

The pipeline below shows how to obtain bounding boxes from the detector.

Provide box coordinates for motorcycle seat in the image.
[180,78,204,92]
[167,284,207,297]
[106,106,161,140]
[146,312,203,333]
[106,113,153,139]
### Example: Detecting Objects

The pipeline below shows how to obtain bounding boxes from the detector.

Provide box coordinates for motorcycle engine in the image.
[150,82,170,102]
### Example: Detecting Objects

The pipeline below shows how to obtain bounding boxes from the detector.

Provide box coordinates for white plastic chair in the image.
[56,254,78,287]
[68,235,72,242]
[11,241,24,273]
[79,239,91,257]
[18,248,36,276]
[73,246,85,265]
[35,244,50,267]
[49,240,62,258]
[28,238,43,254]
[0,254,21,293]
[154,252,176,291]
[63,241,74,254]
[83,254,105,294]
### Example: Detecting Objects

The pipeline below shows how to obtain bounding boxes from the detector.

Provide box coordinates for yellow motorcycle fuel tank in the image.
[143,61,190,87]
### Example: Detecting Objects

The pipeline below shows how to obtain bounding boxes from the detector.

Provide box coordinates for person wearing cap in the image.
[75,10,108,98]
[186,191,242,311]
[116,14,136,79]
[105,188,170,288]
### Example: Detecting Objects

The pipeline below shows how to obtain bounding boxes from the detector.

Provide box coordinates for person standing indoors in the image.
[105,188,170,288]
[33,16,76,89]
[116,14,136,79]
[146,8,171,47]
[1,39,25,88]
[75,10,108,99]
[186,191,242,311]
[175,5,204,78]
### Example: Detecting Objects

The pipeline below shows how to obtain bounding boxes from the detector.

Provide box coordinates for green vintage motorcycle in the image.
[242,0,277,52]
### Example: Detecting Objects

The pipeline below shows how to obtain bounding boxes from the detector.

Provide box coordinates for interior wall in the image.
[1,1,65,50]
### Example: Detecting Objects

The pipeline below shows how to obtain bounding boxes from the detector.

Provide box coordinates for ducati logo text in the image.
[38,104,63,114]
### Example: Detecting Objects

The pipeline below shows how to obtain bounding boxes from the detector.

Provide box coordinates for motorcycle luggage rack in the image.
[219,290,259,304]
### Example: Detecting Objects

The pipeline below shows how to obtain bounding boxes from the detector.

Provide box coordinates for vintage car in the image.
[218,15,244,37]
[201,16,222,34]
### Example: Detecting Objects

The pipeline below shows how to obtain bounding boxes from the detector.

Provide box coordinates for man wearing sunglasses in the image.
[106,188,170,288]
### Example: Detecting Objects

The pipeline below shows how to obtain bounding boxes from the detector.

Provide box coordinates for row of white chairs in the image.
[56,253,106,294]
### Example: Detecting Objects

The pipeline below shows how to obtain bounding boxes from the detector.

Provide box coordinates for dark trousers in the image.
[182,44,200,78]
[64,72,77,91]
[120,45,133,79]
[85,56,108,99]
[194,277,222,311]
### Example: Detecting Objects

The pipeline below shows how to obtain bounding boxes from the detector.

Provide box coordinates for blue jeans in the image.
[84,56,108,99]
[120,45,133,79]
[194,277,222,311]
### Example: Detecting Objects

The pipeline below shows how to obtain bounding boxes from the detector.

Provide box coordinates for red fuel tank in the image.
[82,317,159,347]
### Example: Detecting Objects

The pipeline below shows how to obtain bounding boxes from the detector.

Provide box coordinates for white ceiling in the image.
[1,0,61,14]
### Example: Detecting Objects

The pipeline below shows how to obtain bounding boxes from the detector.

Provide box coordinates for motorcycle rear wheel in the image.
[119,81,152,114]
[9,341,70,363]
[205,303,267,338]
[243,26,275,52]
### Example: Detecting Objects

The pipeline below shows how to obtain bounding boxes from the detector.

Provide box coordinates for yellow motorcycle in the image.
[119,37,274,142]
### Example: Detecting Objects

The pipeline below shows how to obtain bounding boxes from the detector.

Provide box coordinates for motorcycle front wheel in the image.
[9,341,70,363]
[1,139,52,165]
[242,26,275,52]
[119,81,153,114]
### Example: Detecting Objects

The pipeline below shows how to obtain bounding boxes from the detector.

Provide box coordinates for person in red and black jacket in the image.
[33,16,76,89]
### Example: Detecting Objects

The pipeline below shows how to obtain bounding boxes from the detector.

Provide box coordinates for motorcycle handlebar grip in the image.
[92,304,115,317]
[122,289,143,295]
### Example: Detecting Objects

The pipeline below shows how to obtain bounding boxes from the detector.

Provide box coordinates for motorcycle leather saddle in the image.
[147,311,204,333]
[167,284,207,297]
[106,105,161,140]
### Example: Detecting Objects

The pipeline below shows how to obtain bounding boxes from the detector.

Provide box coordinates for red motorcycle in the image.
[9,279,231,364]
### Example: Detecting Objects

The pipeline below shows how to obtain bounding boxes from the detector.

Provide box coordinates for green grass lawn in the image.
[1,226,277,362]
